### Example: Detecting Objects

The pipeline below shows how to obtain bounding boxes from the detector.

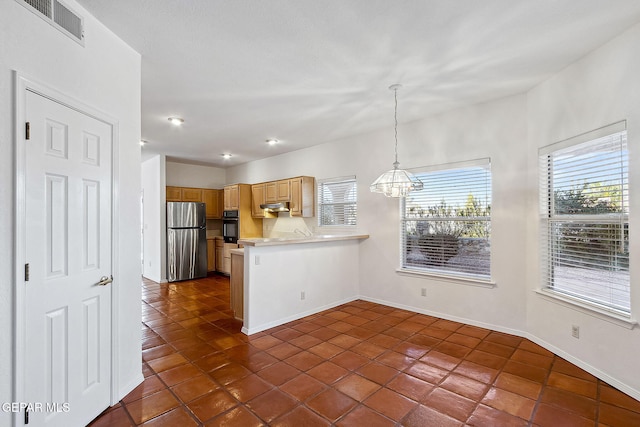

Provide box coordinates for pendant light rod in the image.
[369,83,424,197]
[390,84,402,168]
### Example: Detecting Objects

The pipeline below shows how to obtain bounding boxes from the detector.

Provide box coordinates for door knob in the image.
[96,275,113,286]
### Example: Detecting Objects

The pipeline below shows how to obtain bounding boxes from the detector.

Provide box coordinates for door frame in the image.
[13,71,121,425]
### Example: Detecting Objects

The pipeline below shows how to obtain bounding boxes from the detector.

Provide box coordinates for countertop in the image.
[230,248,245,256]
[237,234,369,247]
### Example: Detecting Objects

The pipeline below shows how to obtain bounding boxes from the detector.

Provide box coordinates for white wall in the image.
[166,161,226,188]
[142,155,166,283]
[243,240,361,334]
[525,23,640,397]
[229,93,529,334]
[0,1,142,422]
[227,23,640,399]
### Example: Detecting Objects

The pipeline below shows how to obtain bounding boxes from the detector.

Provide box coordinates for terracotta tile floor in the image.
[89,276,640,426]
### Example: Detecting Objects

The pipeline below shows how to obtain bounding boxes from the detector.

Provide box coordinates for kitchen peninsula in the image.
[236,234,369,334]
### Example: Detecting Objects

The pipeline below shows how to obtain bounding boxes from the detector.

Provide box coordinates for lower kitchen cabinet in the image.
[215,238,224,272]
[230,251,244,321]
[214,238,237,275]
[206,239,215,272]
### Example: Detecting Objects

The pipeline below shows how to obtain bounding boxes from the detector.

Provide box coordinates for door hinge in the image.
[25,263,30,282]
[25,122,30,140]
[24,408,29,424]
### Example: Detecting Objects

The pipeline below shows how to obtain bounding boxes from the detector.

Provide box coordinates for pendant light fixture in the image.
[370,84,423,197]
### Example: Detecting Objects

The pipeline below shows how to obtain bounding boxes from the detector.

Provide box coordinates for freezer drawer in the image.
[167,228,207,282]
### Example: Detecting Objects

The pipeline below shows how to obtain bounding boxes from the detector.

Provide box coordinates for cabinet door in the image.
[265,182,277,203]
[230,253,244,320]
[223,186,231,211]
[276,179,291,201]
[215,247,224,271]
[206,239,215,271]
[166,186,182,202]
[290,176,315,217]
[224,185,239,210]
[203,189,221,219]
[181,187,203,202]
[290,178,302,216]
[251,184,266,218]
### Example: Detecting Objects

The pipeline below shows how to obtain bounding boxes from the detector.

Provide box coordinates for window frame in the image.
[317,175,358,228]
[538,121,631,320]
[398,158,493,284]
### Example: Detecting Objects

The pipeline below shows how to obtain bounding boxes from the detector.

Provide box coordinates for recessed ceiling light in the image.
[221,153,232,160]
[168,117,184,126]
[266,138,279,146]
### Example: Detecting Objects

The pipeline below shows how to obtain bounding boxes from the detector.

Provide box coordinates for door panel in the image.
[25,90,112,426]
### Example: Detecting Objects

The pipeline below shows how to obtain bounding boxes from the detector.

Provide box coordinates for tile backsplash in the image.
[263,215,314,238]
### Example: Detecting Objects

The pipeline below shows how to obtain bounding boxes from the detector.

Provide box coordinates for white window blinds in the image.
[539,123,629,314]
[401,159,491,279]
[318,176,357,227]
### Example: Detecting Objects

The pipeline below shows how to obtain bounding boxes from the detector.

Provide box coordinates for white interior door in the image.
[23,90,113,426]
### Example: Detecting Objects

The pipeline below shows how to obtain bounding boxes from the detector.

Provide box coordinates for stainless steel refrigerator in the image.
[166,202,207,282]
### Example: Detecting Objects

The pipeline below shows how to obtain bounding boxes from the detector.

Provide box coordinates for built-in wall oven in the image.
[223,210,239,243]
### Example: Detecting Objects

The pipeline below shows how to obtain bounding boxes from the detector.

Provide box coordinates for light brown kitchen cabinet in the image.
[276,179,291,201]
[202,189,223,219]
[167,186,221,209]
[290,176,315,217]
[220,242,237,275]
[206,239,215,272]
[230,251,244,321]
[224,184,240,210]
[265,179,291,203]
[251,183,267,218]
[181,187,203,202]
[265,181,277,203]
[166,186,182,202]
[215,238,224,272]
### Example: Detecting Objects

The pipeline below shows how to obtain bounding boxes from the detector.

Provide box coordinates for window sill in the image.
[396,268,496,288]
[535,289,637,329]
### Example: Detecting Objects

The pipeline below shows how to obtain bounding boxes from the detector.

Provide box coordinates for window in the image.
[401,159,491,280]
[318,176,357,227]
[539,122,629,315]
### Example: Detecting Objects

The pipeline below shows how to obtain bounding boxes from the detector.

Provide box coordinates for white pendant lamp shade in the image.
[370,161,423,197]
[370,84,423,198]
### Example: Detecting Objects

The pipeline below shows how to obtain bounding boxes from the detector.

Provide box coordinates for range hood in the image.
[260,202,290,212]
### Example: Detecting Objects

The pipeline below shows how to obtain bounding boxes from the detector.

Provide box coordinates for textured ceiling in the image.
[77,0,640,167]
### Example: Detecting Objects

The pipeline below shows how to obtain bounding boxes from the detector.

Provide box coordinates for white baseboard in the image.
[358,295,640,402]
[242,296,359,335]
[523,333,640,402]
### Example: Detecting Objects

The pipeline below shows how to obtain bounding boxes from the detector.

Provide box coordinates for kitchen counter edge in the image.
[238,234,369,247]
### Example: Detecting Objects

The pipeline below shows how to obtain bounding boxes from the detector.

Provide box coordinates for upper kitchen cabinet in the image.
[166,186,203,202]
[290,176,315,217]
[166,186,182,202]
[251,183,275,218]
[202,189,223,219]
[166,186,223,218]
[265,179,291,203]
[224,184,240,210]
[181,187,203,202]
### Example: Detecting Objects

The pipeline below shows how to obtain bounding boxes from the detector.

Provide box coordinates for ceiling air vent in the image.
[17,0,84,45]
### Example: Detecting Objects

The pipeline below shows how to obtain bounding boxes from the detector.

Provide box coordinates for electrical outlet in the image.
[300,291,305,300]
[421,288,427,297]
[571,325,580,339]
